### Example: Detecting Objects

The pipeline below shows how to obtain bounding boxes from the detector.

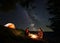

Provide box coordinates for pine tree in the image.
[47,0,60,37]
[0,0,16,11]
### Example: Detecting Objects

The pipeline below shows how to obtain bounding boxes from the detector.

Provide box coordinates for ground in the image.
[0,25,59,43]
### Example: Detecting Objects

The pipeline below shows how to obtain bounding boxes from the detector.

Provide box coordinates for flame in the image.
[28,32,43,40]
[4,23,15,29]
[28,33,38,39]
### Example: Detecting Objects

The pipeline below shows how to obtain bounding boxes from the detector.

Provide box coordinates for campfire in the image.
[28,33,38,39]
[25,27,43,40]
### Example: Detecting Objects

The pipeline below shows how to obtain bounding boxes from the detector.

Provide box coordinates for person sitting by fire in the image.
[37,27,43,39]
[25,27,30,36]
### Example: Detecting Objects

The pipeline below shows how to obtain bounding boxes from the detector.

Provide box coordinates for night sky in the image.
[0,0,53,32]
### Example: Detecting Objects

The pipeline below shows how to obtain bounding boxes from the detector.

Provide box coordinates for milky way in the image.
[0,0,53,32]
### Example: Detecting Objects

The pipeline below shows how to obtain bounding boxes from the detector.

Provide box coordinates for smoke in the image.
[24,9,39,31]
[27,9,42,28]
[23,6,41,31]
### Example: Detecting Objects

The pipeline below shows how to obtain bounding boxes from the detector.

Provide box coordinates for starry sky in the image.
[0,0,53,32]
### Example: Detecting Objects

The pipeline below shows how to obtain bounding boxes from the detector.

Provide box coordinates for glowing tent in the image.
[4,23,15,29]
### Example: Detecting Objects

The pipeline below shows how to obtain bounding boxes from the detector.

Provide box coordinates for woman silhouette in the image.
[38,27,43,39]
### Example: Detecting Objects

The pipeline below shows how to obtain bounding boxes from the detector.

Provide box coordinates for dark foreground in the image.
[0,25,59,43]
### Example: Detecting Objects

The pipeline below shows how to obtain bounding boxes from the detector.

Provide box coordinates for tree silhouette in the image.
[19,0,35,9]
[0,0,35,11]
[47,0,60,37]
[0,0,16,11]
